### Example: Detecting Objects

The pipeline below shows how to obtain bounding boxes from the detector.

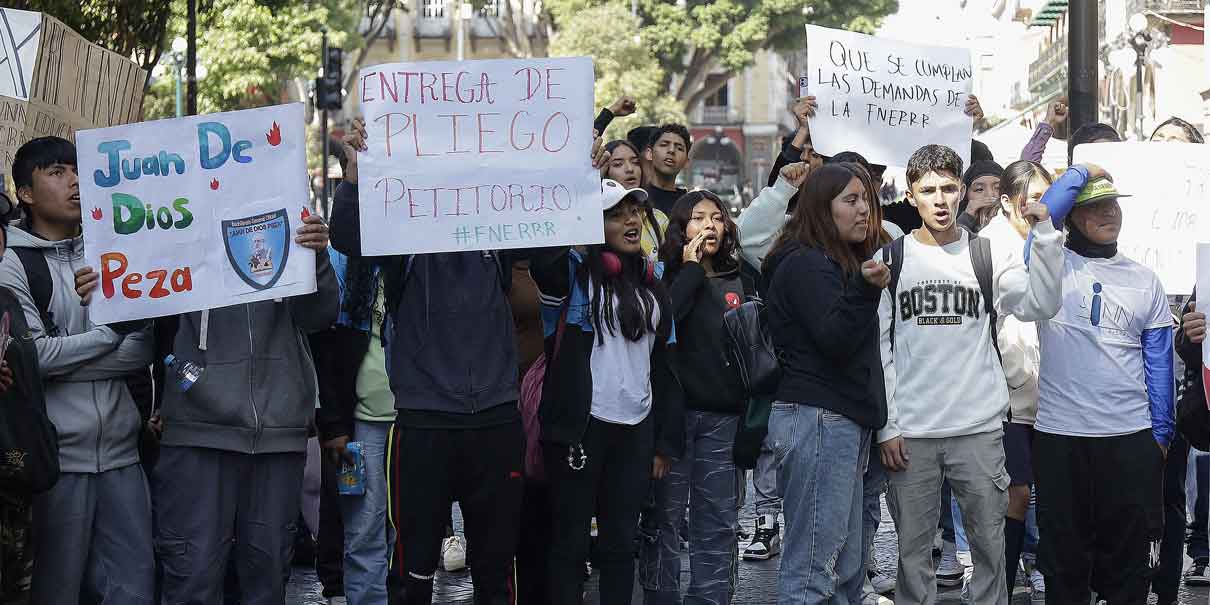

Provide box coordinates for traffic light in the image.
[316,46,344,111]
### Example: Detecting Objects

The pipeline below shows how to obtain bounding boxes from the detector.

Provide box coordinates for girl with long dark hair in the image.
[760,163,890,603]
[640,191,746,605]
[602,139,669,261]
[530,179,682,605]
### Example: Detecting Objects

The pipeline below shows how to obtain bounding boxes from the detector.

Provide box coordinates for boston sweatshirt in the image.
[877,222,1064,443]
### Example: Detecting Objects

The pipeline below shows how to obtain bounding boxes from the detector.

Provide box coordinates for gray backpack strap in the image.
[880,236,905,352]
[969,236,1000,362]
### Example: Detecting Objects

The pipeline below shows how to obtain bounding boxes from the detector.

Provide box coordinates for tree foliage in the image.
[544,0,897,116]
[549,4,684,140]
[142,0,361,119]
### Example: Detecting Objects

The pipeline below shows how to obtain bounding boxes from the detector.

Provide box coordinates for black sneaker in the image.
[1185,559,1210,587]
[742,514,781,561]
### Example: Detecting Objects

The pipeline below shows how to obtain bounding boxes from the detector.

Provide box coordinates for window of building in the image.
[422,0,445,19]
[480,0,501,17]
[705,75,729,107]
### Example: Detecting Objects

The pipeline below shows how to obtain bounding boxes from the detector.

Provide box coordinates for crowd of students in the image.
[0,89,1206,605]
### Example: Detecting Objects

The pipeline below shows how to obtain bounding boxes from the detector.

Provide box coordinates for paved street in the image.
[287,478,1209,604]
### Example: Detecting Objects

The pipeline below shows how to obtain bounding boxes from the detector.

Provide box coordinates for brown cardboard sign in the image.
[0,9,147,172]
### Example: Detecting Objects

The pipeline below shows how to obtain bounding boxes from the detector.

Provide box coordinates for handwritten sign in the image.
[0,9,147,173]
[77,103,315,324]
[805,24,973,168]
[355,57,603,255]
[1074,142,1209,295]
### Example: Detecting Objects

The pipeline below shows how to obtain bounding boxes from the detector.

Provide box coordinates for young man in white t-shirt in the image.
[1030,172,1174,603]
[876,144,1065,605]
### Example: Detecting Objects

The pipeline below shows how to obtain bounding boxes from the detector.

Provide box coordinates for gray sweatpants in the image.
[885,430,1009,605]
[32,464,155,605]
[153,446,305,605]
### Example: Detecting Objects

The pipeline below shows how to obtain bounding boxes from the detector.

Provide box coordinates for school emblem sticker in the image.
[222,209,291,290]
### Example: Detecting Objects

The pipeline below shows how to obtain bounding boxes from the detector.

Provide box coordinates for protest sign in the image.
[1198,244,1210,405]
[1074,142,1207,295]
[76,103,316,324]
[804,24,973,168]
[355,57,604,255]
[0,9,147,172]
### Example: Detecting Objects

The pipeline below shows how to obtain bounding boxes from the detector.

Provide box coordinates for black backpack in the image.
[0,286,59,493]
[880,233,1000,360]
[722,297,782,397]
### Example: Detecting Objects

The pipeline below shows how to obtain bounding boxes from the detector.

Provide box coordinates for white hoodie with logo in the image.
[876,221,1064,443]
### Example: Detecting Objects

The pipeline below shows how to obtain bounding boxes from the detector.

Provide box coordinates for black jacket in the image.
[764,242,887,429]
[330,182,523,416]
[665,262,747,414]
[529,248,684,459]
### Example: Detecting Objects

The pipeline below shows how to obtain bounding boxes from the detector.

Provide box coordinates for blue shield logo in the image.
[222,209,291,290]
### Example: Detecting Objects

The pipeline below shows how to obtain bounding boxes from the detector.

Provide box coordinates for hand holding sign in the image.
[1184,300,1205,344]
[294,213,330,251]
[793,96,818,126]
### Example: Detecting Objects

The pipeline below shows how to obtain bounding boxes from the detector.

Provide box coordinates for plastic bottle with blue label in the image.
[339,442,367,496]
[165,354,205,392]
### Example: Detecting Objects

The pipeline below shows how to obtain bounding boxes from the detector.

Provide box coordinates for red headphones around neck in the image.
[600,250,656,285]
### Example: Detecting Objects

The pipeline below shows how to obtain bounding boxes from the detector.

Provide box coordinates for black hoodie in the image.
[665,262,748,414]
[763,242,887,429]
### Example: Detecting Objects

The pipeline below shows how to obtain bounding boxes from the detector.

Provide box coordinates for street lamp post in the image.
[171,37,187,118]
[456,2,474,61]
[1129,13,1152,141]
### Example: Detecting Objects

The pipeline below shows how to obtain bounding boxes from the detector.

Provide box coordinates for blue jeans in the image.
[952,495,968,554]
[769,403,870,605]
[1190,449,1209,562]
[340,420,396,605]
[861,444,887,566]
[641,411,740,605]
[753,438,782,518]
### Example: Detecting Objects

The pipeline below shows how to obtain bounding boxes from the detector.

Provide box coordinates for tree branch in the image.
[683,66,731,116]
[343,1,395,91]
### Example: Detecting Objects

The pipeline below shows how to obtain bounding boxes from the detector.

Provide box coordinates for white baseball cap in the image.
[600,178,649,211]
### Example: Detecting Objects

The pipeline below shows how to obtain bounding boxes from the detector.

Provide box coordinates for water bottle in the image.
[338,441,367,496]
[165,354,204,392]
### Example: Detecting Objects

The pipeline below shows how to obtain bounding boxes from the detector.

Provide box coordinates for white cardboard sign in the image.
[77,103,316,323]
[1074,141,1207,295]
[355,57,604,255]
[805,24,973,168]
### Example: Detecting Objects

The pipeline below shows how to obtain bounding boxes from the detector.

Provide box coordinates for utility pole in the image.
[187,0,198,115]
[321,30,330,216]
[1067,0,1098,136]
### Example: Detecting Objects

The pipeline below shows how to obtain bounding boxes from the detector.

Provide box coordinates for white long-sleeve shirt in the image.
[876,221,1064,443]
[981,214,1041,425]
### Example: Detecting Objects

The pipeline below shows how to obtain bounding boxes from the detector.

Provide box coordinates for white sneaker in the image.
[958,563,974,602]
[861,576,894,605]
[441,535,467,572]
[866,544,895,594]
[328,598,348,605]
[935,540,963,587]
[1029,569,1046,603]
